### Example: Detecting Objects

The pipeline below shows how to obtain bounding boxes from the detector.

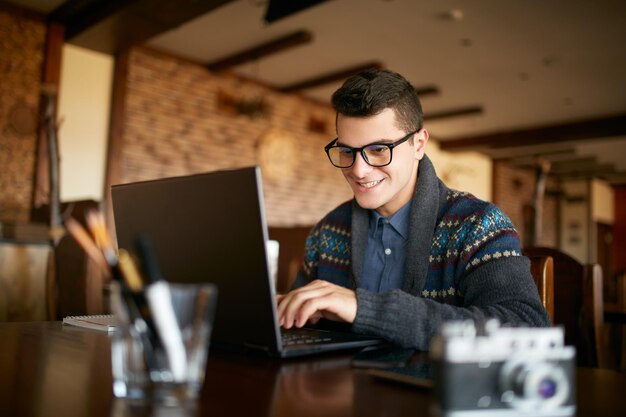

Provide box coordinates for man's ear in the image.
[414,128,429,160]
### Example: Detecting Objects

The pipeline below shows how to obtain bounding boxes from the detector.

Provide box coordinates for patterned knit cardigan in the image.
[292,155,550,350]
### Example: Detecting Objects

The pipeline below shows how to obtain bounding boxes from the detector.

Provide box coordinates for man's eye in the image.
[366,145,389,154]
[338,147,353,155]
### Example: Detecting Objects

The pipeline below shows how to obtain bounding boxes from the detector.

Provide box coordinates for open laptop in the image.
[111,166,383,357]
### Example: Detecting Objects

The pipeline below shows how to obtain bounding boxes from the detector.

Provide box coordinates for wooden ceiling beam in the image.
[48,0,234,54]
[48,0,130,40]
[424,105,483,121]
[207,30,313,72]
[598,172,626,185]
[278,62,441,97]
[439,113,626,151]
[278,61,384,93]
[414,85,440,97]
[0,0,46,21]
[492,148,577,162]
[550,157,599,172]
[264,0,330,23]
[552,164,616,178]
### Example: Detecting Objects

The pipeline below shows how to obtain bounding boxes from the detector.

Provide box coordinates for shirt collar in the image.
[368,200,411,239]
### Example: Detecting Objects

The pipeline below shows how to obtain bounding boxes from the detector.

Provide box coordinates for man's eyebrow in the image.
[336,138,392,147]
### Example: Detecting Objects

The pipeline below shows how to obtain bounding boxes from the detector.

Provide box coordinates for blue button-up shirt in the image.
[360,202,411,293]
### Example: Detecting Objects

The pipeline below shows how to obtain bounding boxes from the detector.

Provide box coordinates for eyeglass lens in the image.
[327,144,391,168]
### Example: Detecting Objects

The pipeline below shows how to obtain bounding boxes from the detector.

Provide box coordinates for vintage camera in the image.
[430,319,576,416]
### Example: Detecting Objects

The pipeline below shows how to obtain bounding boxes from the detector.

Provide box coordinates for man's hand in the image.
[276,280,357,328]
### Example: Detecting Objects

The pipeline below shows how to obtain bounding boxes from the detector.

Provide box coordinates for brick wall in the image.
[0,10,45,222]
[119,47,352,227]
[0,19,559,235]
[492,160,558,247]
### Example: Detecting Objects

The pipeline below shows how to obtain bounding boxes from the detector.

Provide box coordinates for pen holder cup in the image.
[110,281,218,405]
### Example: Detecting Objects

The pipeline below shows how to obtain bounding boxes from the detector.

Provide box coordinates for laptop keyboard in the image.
[282,328,333,346]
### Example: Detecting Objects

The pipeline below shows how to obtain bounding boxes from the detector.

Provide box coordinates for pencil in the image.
[117,249,144,292]
[64,217,110,273]
[85,209,117,266]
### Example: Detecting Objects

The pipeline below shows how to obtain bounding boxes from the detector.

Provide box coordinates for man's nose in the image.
[350,151,373,177]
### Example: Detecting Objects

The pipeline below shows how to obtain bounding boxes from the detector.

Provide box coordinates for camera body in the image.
[430,320,575,417]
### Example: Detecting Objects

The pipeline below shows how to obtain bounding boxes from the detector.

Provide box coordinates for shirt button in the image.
[384,248,392,255]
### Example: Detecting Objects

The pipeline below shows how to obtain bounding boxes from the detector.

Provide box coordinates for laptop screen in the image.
[111,166,282,352]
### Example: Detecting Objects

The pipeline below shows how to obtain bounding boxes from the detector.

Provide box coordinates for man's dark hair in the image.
[331,69,423,133]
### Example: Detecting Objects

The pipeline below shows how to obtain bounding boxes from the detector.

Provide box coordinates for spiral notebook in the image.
[62,315,115,332]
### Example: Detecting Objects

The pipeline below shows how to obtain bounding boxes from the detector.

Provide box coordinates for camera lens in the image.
[537,378,557,398]
[499,360,570,410]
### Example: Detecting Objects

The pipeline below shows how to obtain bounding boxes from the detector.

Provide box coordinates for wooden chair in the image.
[616,271,626,311]
[0,240,55,321]
[45,200,109,319]
[524,247,608,368]
[528,255,554,322]
[268,226,310,293]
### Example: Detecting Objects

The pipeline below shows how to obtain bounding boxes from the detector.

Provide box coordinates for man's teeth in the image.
[360,179,383,188]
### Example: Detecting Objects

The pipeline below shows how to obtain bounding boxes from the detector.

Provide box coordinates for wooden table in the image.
[1,321,625,417]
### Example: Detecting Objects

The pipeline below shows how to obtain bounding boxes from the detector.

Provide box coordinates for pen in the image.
[79,209,162,372]
[135,235,188,382]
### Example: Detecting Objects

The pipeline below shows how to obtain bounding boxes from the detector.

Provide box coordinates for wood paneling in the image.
[0,242,52,321]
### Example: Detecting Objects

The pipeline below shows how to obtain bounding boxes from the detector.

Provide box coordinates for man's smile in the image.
[357,179,384,189]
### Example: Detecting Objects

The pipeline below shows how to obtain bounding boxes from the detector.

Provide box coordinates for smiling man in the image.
[276,69,549,350]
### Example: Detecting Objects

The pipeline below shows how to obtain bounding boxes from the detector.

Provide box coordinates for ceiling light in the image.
[449,9,464,21]
[438,9,464,21]
[542,55,559,67]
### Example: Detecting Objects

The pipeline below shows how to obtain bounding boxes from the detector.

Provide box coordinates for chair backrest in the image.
[524,246,607,368]
[0,241,55,321]
[528,255,554,322]
[582,264,606,368]
[617,271,626,311]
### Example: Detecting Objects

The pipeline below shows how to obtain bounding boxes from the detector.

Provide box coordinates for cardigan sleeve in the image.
[353,255,550,350]
[352,204,551,350]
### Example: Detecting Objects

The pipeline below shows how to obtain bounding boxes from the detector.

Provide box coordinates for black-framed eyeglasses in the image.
[324,130,418,168]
